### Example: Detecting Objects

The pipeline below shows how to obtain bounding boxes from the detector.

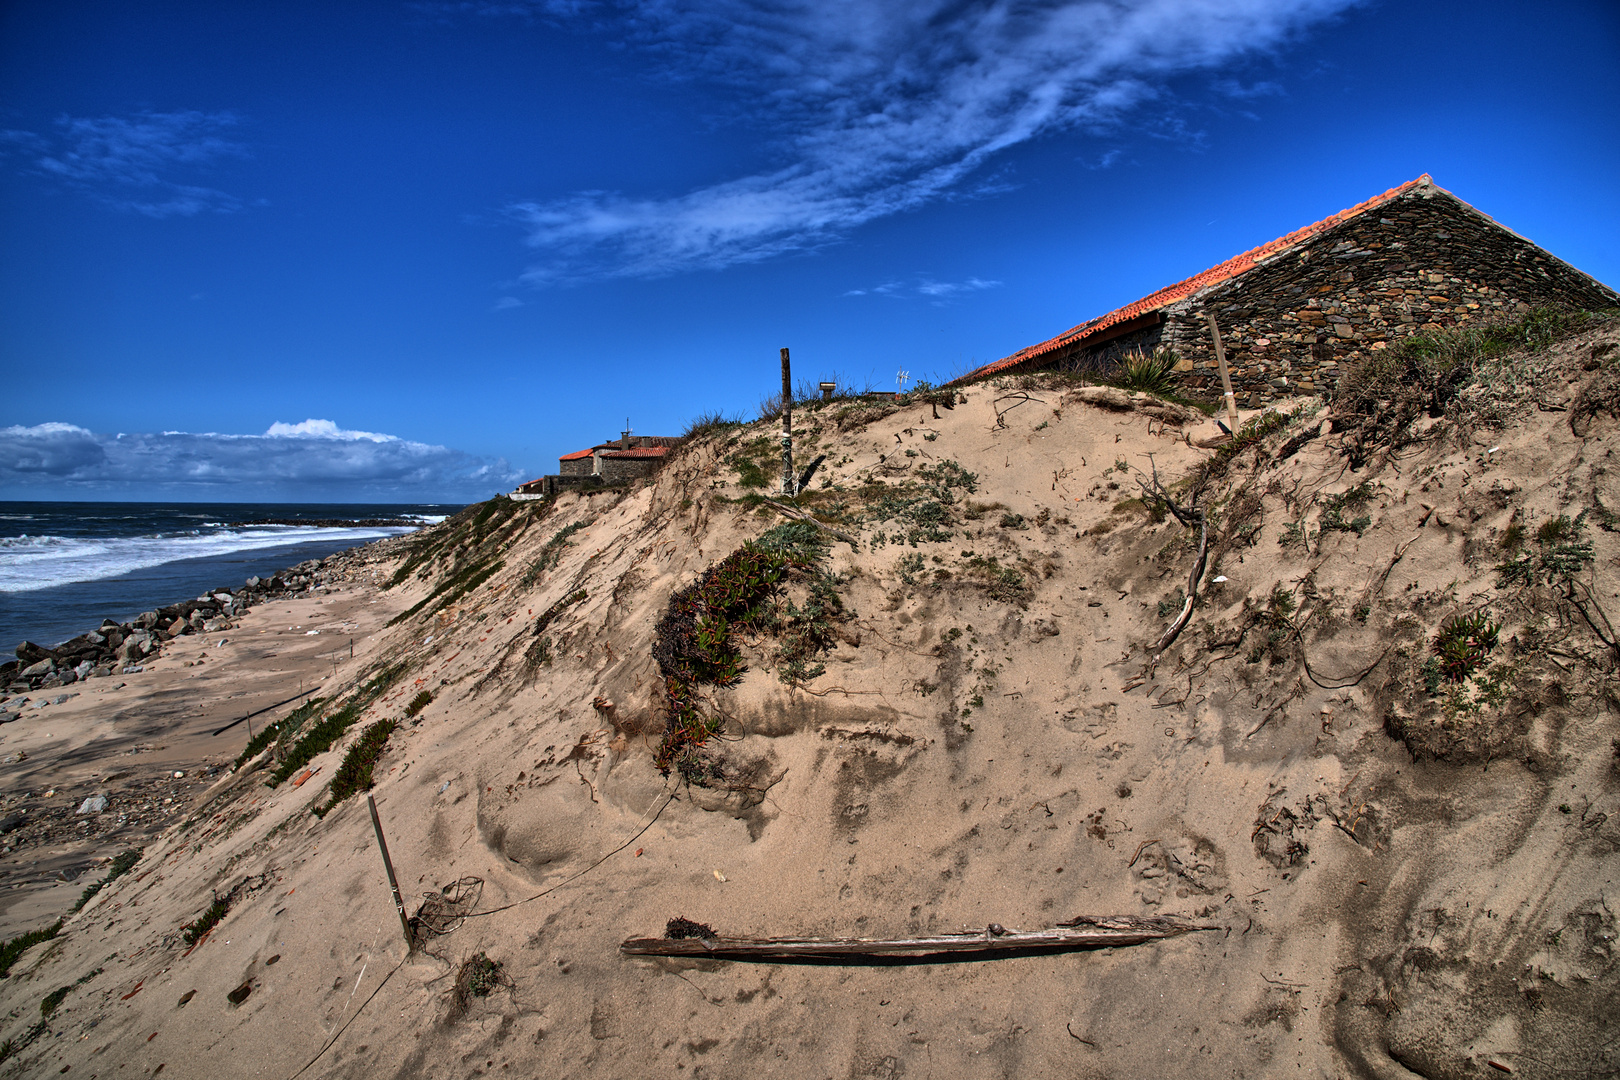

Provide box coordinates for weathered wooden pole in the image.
[780,347,794,496]
[1206,312,1241,432]
[367,794,413,952]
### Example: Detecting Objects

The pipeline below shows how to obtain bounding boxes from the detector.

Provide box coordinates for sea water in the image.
[0,501,459,649]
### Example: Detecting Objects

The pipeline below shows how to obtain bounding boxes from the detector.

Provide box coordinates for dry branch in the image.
[760,498,860,547]
[1134,457,1209,671]
[621,914,1212,960]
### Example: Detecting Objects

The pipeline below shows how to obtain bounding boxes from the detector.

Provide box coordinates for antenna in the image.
[896,368,911,393]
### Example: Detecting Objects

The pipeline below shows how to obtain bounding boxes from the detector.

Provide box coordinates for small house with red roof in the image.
[513,429,680,497]
[952,175,1617,406]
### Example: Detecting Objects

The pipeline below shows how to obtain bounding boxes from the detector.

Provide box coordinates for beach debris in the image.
[291,767,320,787]
[227,981,253,1006]
[77,795,109,815]
[621,914,1213,960]
[713,869,728,882]
[2,750,26,765]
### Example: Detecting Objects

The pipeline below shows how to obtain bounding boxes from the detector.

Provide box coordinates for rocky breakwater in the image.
[0,559,347,699]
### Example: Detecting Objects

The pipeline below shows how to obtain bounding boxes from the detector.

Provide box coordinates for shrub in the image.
[404,691,433,717]
[651,522,840,772]
[1107,347,1181,396]
[1432,611,1500,683]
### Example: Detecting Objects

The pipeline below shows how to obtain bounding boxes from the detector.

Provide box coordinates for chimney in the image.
[621,417,632,451]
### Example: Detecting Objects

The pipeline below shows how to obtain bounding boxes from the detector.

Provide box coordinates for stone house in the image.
[954,175,1618,405]
[513,433,679,497]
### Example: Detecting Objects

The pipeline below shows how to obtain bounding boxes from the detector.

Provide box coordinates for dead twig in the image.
[760,498,860,548]
[1127,838,1162,868]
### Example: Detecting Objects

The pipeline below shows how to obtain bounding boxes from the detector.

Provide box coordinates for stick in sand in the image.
[621,914,1212,960]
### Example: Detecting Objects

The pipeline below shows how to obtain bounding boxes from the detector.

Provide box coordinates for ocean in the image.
[0,501,459,649]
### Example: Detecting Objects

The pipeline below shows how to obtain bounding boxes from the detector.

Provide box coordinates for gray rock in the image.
[84,631,106,645]
[73,660,94,680]
[76,795,108,815]
[0,811,25,832]
[20,658,55,679]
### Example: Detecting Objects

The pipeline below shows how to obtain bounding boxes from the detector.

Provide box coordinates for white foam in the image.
[0,525,417,594]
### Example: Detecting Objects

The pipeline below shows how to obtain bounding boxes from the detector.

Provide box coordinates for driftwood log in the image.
[621,914,1212,960]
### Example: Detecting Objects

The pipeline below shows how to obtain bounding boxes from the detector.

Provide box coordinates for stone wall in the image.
[596,455,661,484]
[558,457,595,477]
[1054,187,1618,407]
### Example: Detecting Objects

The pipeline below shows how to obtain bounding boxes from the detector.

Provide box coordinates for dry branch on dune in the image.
[621,914,1213,960]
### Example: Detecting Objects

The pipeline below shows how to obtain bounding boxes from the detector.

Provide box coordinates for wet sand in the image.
[0,576,404,940]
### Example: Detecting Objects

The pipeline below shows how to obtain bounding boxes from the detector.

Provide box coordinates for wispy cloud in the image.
[505,0,1360,283]
[4,111,248,217]
[0,420,522,499]
[845,276,1002,304]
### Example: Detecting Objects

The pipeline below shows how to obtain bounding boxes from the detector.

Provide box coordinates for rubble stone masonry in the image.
[1058,186,1618,406]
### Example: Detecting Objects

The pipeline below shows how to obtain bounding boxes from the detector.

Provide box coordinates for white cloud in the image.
[5,111,248,217]
[508,0,1360,282]
[263,419,396,441]
[0,420,523,499]
[845,276,1002,303]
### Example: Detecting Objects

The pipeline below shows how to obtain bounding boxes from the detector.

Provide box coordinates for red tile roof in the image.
[599,446,669,460]
[559,448,595,461]
[953,174,1441,384]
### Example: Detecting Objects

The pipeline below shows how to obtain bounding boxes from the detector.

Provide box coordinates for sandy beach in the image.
[0,562,405,942]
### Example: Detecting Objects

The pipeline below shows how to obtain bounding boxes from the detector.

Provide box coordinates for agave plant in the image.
[1110,347,1181,396]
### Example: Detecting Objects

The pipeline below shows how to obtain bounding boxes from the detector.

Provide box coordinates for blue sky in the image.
[1,0,1616,502]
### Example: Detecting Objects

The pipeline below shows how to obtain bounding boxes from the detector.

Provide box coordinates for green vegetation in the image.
[1320,482,1376,536]
[1431,611,1500,684]
[0,921,62,978]
[234,697,324,770]
[1106,346,1181,396]
[457,952,503,1002]
[69,848,142,914]
[388,497,535,590]
[522,520,588,587]
[960,555,1031,607]
[1496,512,1596,587]
[681,410,746,440]
[1337,307,1607,466]
[181,895,230,945]
[39,986,68,1019]
[268,662,406,786]
[404,690,433,717]
[314,718,398,817]
[652,522,841,775]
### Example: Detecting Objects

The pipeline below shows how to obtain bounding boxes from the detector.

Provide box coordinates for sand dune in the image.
[2,318,1617,1079]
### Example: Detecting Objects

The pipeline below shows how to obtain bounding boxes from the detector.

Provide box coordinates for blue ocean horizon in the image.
[0,501,461,649]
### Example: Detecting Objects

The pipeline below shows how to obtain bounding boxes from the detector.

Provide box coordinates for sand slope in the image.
[2,321,1618,1079]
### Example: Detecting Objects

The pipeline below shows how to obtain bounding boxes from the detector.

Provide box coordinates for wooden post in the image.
[1207,312,1241,432]
[367,795,413,952]
[780,347,794,496]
